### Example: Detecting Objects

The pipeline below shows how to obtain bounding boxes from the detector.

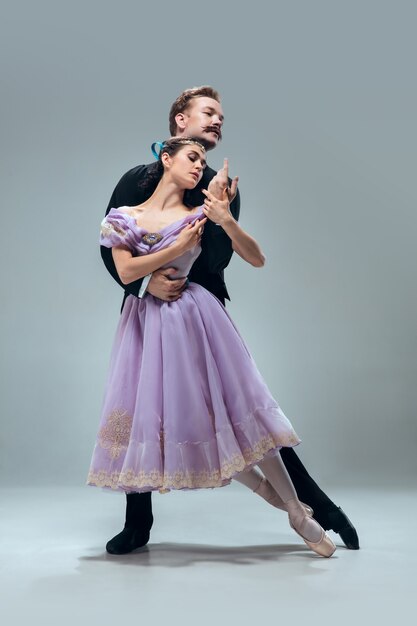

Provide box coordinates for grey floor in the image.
[1,484,415,625]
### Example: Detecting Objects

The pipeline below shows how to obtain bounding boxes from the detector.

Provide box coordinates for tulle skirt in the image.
[87,284,300,492]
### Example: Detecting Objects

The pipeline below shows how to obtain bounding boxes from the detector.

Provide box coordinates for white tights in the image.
[234,454,322,543]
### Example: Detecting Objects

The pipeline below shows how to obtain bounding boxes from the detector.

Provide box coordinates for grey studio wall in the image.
[1,0,416,488]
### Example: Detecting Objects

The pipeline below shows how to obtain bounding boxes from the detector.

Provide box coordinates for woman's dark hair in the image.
[139,137,206,206]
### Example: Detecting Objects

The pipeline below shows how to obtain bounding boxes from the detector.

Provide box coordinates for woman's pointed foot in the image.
[286,498,336,558]
[292,518,336,558]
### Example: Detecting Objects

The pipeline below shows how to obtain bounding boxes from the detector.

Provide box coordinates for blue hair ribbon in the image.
[151,141,165,160]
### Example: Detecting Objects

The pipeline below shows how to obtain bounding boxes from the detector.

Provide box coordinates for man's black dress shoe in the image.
[106,492,153,555]
[328,507,360,550]
[106,526,150,555]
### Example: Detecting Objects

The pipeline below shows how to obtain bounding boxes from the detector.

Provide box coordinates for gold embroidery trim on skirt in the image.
[88,431,300,491]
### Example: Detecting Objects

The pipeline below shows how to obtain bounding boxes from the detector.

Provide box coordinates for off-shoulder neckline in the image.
[109,206,203,235]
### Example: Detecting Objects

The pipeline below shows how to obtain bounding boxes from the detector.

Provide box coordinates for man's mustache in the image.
[203,125,222,140]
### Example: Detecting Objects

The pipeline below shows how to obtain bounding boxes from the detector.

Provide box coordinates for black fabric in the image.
[105,492,153,555]
[124,491,153,530]
[327,507,360,549]
[279,448,338,529]
[105,527,150,555]
[100,163,240,307]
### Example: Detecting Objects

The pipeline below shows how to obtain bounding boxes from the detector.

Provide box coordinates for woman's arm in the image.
[101,166,149,296]
[112,218,207,284]
[222,218,265,267]
[202,190,265,268]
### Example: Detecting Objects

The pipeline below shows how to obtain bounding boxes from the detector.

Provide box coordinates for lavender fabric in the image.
[87,207,301,492]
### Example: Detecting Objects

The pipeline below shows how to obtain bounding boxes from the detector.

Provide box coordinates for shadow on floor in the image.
[79,541,330,568]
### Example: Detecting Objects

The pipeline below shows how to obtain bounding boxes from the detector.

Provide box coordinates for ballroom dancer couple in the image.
[88,86,359,556]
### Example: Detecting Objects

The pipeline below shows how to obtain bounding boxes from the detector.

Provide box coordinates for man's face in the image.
[176,97,224,150]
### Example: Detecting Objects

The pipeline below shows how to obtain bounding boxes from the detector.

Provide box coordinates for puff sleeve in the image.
[100,209,134,250]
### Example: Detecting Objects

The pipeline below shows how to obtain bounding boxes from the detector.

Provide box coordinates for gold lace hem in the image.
[87,432,300,492]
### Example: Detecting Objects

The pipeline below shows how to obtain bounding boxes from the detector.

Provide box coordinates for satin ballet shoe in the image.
[289,514,336,558]
[254,478,314,517]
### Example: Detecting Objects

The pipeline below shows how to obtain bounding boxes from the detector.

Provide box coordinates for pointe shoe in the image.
[254,478,314,517]
[289,514,336,558]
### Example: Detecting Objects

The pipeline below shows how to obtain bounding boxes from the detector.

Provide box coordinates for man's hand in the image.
[207,158,239,202]
[146,267,187,301]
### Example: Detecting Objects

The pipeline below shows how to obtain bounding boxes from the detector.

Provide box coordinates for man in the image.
[100,86,359,554]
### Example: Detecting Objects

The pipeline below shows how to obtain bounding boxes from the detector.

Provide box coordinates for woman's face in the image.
[163,144,207,189]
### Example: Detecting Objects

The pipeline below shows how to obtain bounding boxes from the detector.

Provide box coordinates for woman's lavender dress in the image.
[87,208,300,492]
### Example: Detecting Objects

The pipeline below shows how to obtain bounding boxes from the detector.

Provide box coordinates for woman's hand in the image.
[202,188,232,226]
[175,218,207,253]
[207,158,239,202]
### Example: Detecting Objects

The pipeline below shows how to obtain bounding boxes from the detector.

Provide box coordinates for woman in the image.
[87,137,336,558]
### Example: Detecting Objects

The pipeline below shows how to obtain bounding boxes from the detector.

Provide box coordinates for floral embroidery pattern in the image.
[98,409,133,459]
[100,220,126,238]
